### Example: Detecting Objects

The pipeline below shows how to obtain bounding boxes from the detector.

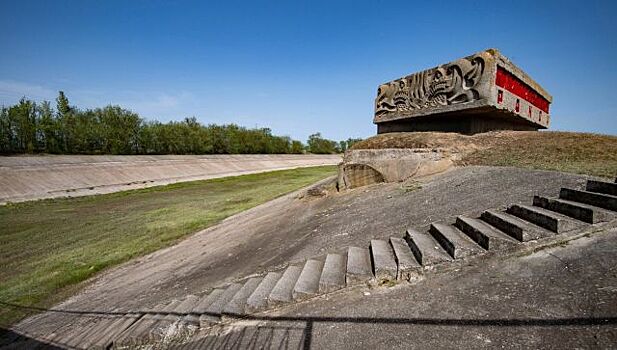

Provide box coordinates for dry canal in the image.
[0,154,341,204]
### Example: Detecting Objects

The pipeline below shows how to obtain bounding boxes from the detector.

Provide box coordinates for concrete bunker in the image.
[339,48,553,190]
[373,49,552,135]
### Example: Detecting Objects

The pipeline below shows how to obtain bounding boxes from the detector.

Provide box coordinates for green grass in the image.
[0,165,336,327]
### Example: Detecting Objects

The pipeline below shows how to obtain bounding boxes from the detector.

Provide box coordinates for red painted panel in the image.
[495,66,550,113]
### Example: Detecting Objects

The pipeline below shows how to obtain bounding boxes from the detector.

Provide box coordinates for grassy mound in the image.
[351,131,617,178]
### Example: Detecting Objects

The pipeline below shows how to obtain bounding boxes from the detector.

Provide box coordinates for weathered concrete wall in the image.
[0,154,341,204]
[338,149,454,190]
[338,163,385,189]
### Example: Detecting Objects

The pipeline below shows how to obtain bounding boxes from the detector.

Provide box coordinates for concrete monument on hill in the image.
[374,49,552,134]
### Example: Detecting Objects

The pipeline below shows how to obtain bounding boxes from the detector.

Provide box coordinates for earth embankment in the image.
[351,131,617,178]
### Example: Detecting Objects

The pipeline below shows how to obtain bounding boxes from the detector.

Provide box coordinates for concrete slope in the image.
[6,176,616,349]
[0,154,341,203]
[1,167,591,338]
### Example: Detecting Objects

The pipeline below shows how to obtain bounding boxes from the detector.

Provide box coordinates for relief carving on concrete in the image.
[375,55,485,118]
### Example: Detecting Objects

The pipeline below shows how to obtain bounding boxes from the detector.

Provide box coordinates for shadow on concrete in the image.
[173,314,617,349]
[0,327,62,349]
[2,300,616,349]
[170,323,308,350]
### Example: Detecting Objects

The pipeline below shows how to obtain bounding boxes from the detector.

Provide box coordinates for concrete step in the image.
[184,289,221,326]
[319,253,347,293]
[44,317,84,344]
[140,300,182,343]
[53,315,104,348]
[560,188,617,212]
[222,277,263,316]
[346,246,373,284]
[174,295,200,327]
[455,216,518,251]
[195,289,225,326]
[245,272,282,312]
[35,315,80,345]
[85,313,140,349]
[586,179,617,196]
[111,304,162,347]
[404,229,451,266]
[66,315,117,348]
[144,296,200,343]
[429,223,483,259]
[268,265,303,306]
[507,204,585,233]
[480,209,552,241]
[533,196,615,224]
[292,259,323,301]
[50,315,99,347]
[370,239,398,283]
[148,296,199,341]
[81,312,137,349]
[389,237,421,281]
[204,283,243,320]
[116,299,180,346]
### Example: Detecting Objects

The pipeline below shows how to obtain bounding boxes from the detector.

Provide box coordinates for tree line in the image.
[0,92,361,155]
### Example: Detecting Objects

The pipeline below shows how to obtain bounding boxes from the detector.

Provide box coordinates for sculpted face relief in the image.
[376,55,486,117]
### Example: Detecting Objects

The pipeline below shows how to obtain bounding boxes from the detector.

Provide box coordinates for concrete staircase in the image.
[5,177,617,349]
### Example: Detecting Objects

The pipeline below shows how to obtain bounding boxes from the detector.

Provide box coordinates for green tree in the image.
[56,91,76,153]
[339,137,362,153]
[7,98,38,153]
[97,106,142,154]
[291,140,305,154]
[0,106,11,153]
[56,91,71,117]
[38,101,61,153]
[307,133,340,154]
[0,93,317,155]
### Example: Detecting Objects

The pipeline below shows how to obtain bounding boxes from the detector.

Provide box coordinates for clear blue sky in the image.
[1,0,616,141]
